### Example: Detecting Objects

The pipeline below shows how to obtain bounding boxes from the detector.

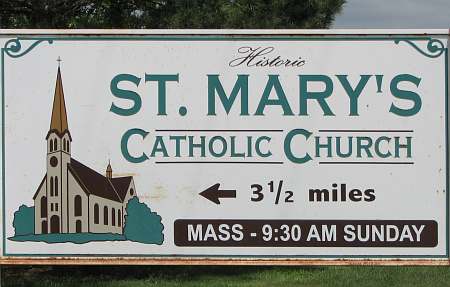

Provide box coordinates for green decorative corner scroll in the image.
[3,36,447,60]
[395,38,445,58]
[4,38,53,58]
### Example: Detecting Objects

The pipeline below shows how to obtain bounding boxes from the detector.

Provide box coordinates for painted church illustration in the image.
[32,66,137,235]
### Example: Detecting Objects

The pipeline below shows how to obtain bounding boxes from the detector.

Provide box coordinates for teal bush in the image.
[124,197,164,244]
[13,205,34,236]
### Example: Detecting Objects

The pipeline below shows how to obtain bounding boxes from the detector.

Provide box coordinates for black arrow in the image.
[199,183,237,204]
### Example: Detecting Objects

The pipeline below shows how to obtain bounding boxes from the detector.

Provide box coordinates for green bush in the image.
[124,197,164,244]
[12,205,34,236]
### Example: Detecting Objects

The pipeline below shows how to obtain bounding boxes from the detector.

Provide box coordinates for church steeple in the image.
[44,62,72,234]
[47,66,71,140]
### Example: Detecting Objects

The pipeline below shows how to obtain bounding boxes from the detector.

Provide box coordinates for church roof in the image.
[68,158,132,203]
[111,176,133,201]
[32,175,47,200]
[47,67,71,139]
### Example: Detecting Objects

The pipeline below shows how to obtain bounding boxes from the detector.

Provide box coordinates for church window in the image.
[55,203,58,211]
[104,206,108,225]
[50,177,54,196]
[94,204,99,224]
[40,196,47,218]
[67,142,70,153]
[54,139,58,150]
[112,209,116,226]
[49,141,53,152]
[74,195,82,216]
[55,176,58,196]
[118,210,121,226]
[63,139,66,151]
[76,220,82,233]
[41,220,48,234]
[130,188,134,196]
[51,203,54,211]
[50,156,58,167]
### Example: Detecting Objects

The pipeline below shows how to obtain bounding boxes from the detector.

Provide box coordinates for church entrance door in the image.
[50,215,60,233]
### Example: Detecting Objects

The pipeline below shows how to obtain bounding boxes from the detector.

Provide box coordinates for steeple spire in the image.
[47,64,70,139]
[106,160,113,179]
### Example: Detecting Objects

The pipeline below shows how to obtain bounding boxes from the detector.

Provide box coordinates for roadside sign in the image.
[0,30,448,265]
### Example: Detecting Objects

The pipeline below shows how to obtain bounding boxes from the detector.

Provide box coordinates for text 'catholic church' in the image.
[33,66,137,235]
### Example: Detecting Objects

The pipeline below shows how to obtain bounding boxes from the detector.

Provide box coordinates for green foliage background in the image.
[0,0,345,29]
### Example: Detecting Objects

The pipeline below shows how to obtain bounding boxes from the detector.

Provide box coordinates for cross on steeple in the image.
[57,56,62,67]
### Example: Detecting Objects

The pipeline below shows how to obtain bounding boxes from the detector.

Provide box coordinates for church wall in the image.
[46,133,71,233]
[89,194,123,234]
[122,179,138,218]
[33,179,47,234]
[60,151,70,233]
[46,154,63,233]
[67,173,89,233]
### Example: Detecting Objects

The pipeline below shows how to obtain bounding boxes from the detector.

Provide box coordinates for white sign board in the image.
[0,30,448,264]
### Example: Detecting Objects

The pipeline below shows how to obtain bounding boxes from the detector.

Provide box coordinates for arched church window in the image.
[112,208,116,226]
[94,204,99,224]
[50,177,54,196]
[74,195,82,216]
[55,176,58,196]
[40,196,47,218]
[63,139,66,151]
[118,210,121,226]
[130,188,134,196]
[104,206,108,225]
[67,142,70,153]
[49,141,53,152]
[54,138,58,150]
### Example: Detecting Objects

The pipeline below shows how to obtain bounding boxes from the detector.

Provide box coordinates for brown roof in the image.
[47,67,71,139]
[111,176,133,201]
[68,158,132,202]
